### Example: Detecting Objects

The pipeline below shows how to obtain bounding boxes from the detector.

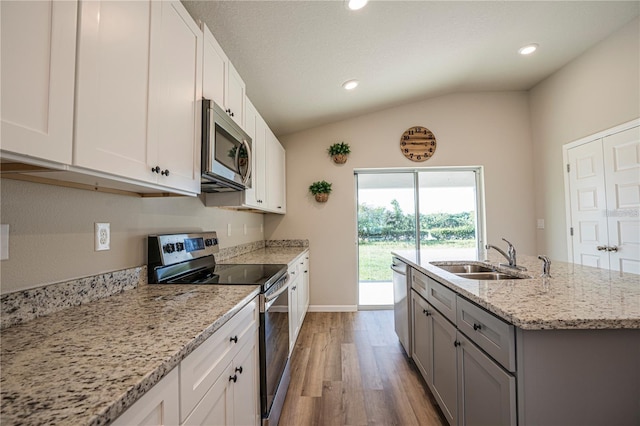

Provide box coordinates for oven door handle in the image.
[264,276,290,311]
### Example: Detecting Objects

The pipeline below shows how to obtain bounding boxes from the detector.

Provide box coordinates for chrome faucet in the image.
[485,238,525,270]
[538,255,551,277]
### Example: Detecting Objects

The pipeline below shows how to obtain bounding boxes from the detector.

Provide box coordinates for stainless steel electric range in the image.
[147,232,291,426]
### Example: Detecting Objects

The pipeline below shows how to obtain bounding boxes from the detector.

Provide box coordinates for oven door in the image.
[260,279,290,420]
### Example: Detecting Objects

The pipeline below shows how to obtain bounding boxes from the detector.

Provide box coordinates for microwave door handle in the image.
[204,106,215,172]
[242,139,252,186]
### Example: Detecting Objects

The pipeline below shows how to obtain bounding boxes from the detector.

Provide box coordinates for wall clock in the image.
[400,126,437,162]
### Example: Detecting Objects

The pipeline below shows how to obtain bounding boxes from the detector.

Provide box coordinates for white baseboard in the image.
[308,305,358,312]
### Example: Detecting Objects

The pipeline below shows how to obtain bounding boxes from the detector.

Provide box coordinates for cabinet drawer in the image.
[411,268,429,300]
[427,277,457,324]
[180,298,258,422]
[456,296,515,372]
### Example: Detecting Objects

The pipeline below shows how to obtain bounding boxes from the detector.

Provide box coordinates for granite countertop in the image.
[0,283,261,425]
[221,246,308,265]
[393,250,640,330]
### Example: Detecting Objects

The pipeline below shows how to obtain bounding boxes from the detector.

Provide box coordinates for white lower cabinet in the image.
[112,368,180,426]
[288,250,310,354]
[114,298,259,426]
[410,274,516,426]
[180,298,259,425]
[183,334,259,426]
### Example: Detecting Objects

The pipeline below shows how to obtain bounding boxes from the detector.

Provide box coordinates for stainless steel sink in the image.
[455,272,525,280]
[434,264,495,274]
[430,262,528,280]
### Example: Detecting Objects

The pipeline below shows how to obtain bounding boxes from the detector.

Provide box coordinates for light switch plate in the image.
[1,224,9,260]
[227,224,232,237]
[95,223,110,251]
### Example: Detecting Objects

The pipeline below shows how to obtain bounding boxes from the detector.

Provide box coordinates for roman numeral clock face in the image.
[400,126,437,162]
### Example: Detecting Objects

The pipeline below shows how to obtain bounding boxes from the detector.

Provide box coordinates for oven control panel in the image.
[149,232,219,266]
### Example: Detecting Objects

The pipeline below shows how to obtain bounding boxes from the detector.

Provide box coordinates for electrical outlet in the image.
[537,219,545,229]
[1,224,9,260]
[95,223,110,251]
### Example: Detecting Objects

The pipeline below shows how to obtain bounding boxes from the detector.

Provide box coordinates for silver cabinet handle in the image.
[597,246,608,251]
[607,246,619,252]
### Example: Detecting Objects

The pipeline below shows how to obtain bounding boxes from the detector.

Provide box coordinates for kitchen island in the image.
[393,250,639,425]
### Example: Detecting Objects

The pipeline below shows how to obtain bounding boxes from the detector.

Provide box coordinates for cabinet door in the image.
[253,115,268,207]
[300,254,310,319]
[431,309,458,426]
[411,290,433,387]
[182,362,235,426]
[112,368,180,426]
[232,332,260,426]
[1,0,76,164]
[457,334,516,426]
[602,126,640,274]
[226,62,246,127]
[148,0,202,194]
[289,272,300,354]
[266,129,286,213]
[74,0,154,182]
[202,24,227,109]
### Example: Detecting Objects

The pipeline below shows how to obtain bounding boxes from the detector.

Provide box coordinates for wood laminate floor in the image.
[279,311,447,426]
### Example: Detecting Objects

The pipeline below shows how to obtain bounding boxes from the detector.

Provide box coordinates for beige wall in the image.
[0,179,264,294]
[265,92,536,308]
[529,18,640,261]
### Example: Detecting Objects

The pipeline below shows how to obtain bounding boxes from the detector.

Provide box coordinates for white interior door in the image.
[567,140,610,269]
[602,126,640,274]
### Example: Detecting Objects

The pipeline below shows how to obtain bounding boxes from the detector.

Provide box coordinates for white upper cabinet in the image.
[1,0,77,164]
[74,0,202,195]
[74,0,154,183]
[202,24,245,128]
[266,129,286,213]
[202,24,226,110]
[226,62,246,128]
[148,0,202,194]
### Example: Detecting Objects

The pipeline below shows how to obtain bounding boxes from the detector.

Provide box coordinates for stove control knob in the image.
[163,243,175,254]
[205,238,216,247]
[175,242,185,252]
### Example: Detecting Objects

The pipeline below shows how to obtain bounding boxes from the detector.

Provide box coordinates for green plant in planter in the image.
[309,180,332,202]
[328,142,351,164]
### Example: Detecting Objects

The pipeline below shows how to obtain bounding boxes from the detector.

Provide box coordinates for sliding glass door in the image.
[356,168,483,309]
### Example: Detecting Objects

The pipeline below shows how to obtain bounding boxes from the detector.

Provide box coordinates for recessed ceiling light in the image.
[342,79,359,90]
[347,0,368,11]
[518,43,539,55]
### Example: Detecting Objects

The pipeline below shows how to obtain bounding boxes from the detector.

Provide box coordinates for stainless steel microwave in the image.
[201,99,252,192]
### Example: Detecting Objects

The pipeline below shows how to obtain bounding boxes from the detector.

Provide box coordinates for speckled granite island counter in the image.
[0,282,260,425]
[223,246,309,266]
[393,250,640,329]
[393,250,640,425]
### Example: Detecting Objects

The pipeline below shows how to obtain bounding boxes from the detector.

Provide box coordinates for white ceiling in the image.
[182,1,639,137]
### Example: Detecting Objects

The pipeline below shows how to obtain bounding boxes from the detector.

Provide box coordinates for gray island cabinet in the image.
[396,251,640,426]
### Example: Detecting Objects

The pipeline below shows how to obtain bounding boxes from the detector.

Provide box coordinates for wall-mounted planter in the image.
[332,154,348,164]
[309,180,332,203]
[328,142,351,164]
[315,193,329,203]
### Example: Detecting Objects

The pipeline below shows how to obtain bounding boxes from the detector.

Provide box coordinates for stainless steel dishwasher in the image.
[391,256,411,356]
